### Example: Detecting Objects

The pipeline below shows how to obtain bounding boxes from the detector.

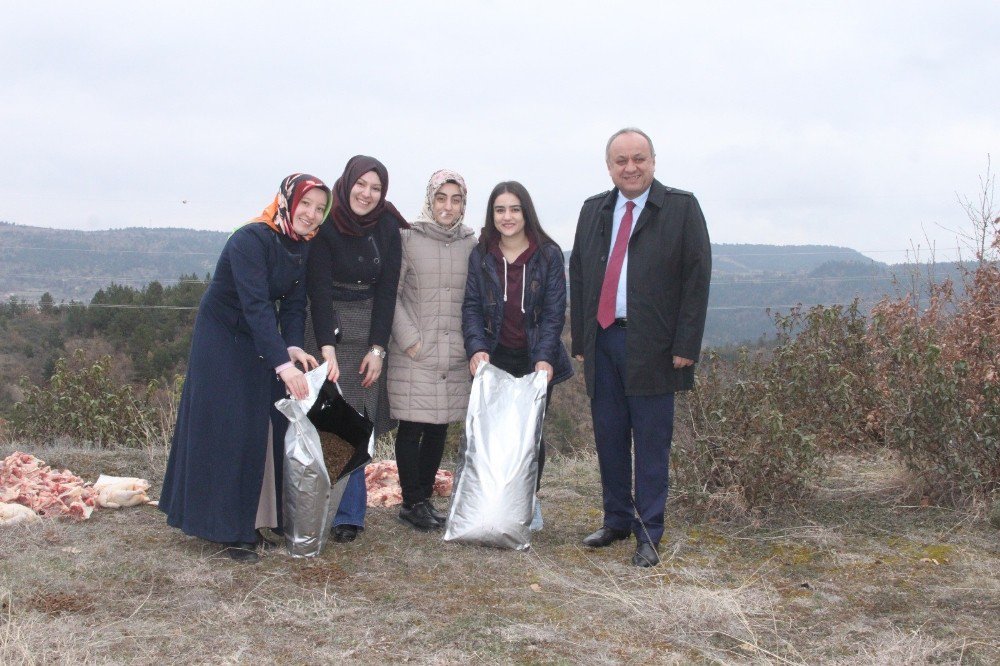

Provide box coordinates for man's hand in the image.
[673,355,694,369]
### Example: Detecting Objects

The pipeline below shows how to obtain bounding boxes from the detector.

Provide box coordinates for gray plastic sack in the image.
[274,363,372,558]
[443,361,547,550]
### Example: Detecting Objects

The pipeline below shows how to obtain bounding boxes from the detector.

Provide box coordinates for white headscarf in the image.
[414,169,468,227]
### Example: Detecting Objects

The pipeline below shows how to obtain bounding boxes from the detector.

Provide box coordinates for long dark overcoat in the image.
[569,179,711,397]
[159,223,308,544]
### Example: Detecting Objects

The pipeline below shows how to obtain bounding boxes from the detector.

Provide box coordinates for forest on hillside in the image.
[1,222,966,348]
[0,219,972,412]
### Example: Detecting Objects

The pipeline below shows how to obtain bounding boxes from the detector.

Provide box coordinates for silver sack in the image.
[274,363,359,558]
[443,361,548,550]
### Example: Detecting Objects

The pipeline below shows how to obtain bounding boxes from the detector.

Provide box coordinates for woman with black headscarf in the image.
[306,155,407,543]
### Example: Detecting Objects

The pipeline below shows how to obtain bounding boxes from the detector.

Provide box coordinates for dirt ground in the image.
[1,444,997,665]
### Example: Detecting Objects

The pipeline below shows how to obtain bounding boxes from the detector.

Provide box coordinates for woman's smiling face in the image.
[350,170,382,217]
[492,191,525,240]
[291,187,328,237]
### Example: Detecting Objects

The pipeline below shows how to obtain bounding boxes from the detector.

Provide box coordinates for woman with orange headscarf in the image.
[160,173,331,563]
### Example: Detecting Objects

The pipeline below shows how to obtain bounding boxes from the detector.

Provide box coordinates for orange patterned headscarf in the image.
[251,173,332,241]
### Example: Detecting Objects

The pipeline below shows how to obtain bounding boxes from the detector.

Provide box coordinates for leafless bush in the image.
[868,164,1000,503]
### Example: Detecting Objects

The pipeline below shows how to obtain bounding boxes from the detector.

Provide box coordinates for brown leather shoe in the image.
[631,542,660,567]
[582,526,631,548]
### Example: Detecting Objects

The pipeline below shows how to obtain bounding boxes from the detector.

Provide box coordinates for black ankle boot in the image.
[332,524,359,542]
[425,500,447,525]
[256,529,280,550]
[226,542,259,563]
[399,501,441,532]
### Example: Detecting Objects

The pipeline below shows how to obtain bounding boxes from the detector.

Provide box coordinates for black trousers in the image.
[395,420,449,508]
[490,344,552,490]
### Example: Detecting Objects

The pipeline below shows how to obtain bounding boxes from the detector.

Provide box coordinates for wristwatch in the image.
[369,345,386,359]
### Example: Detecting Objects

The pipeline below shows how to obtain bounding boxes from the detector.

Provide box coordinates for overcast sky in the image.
[2,1,998,264]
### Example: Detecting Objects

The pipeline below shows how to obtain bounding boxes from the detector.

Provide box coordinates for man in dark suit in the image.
[570,127,711,567]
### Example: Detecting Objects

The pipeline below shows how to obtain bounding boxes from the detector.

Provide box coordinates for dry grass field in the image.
[1,443,998,665]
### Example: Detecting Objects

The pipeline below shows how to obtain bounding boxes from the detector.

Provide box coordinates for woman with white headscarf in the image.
[386,169,476,531]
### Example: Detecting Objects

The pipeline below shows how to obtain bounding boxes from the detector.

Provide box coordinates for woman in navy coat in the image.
[160,173,331,562]
[462,181,573,530]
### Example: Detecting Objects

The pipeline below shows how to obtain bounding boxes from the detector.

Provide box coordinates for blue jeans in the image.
[333,466,367,528]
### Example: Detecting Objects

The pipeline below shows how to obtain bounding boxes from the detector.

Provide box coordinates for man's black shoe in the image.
[225,542,260,563]
[332,524,360,543]
[399,502,441,532]
[582,526,631,548]
[631,541,660,567]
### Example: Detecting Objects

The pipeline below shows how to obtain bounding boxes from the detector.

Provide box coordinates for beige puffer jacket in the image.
[387,219,477,423]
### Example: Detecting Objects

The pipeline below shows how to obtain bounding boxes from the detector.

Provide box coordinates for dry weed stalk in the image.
[528,549,792,663]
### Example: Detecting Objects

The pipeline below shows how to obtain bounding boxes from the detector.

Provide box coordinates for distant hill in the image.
[712,243,874,274]
[0,222,965,346]
[563,243,876,278]
[0,221,228,302]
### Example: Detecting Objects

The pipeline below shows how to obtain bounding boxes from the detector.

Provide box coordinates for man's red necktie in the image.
[597,201,635,329]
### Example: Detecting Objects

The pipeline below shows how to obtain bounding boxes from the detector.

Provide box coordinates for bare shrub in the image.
[768,301,881,451]
[679,165,1000,511]
[868,166,1000,504]
[9,349,181,450]
[676,346,827,514]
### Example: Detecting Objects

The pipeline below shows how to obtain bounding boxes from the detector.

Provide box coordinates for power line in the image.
[4,300,881,314]
[712,275,897,286]
[50,303,199,311]
[713,247,963,259]
[0,274,207,284]
[86,304,198,311]
[0,245,218,256]
[0,243,967,260]
[707,303,864,311]
[3,263,964,288]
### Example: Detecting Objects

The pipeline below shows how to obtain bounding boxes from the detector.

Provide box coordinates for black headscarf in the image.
[329,155,408,236]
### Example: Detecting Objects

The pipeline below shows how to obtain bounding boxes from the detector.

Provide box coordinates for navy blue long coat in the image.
[159,223,308,544]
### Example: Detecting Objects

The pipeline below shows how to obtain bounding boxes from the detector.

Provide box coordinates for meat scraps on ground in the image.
[365,460,453,508]
[0,452,151,525]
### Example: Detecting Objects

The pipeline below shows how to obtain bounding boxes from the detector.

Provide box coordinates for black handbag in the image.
[306,380,372,481]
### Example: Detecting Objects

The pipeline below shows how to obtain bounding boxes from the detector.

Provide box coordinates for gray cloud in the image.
[1,1,997,263]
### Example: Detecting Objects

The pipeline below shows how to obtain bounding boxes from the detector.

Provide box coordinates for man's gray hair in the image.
[605,127,656,163]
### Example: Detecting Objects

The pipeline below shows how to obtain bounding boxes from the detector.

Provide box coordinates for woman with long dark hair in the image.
[161,173,330,563]
[461,181,573,529]
[306,155,406,543]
